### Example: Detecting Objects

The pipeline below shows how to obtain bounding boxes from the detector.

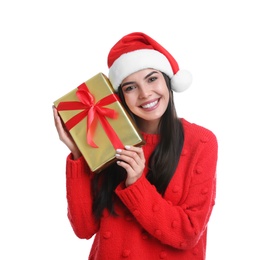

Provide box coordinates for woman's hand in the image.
[52,106,82,159]
[115,145,145,187]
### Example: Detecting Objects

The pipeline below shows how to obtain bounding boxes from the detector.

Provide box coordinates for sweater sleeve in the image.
[66,153,99,239]
[115,130,218,251]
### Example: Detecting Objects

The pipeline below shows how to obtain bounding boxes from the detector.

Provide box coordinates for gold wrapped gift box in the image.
[53,73,145,173]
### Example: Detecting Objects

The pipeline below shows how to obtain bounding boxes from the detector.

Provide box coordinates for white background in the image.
[1,0,277,259]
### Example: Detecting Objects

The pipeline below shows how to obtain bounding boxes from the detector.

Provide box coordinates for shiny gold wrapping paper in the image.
[53,73,145,173]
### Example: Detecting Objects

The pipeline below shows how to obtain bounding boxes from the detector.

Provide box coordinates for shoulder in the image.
[181,118,217,139]
[180,118,218,148]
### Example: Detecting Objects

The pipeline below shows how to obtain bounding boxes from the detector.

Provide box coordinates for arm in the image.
[66,154,99,239]
[115,131,218,250]
[53,106,98,238]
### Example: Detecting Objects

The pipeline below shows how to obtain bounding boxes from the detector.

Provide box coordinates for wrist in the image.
[71,150,82,160]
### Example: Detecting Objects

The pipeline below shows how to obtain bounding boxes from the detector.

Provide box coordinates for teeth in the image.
[142,100,158,109]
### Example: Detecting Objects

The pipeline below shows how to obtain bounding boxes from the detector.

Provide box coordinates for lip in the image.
[140,98,160,110]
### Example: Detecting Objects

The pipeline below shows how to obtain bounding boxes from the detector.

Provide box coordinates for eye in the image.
[148,76,157,83]
[123,85,136,93]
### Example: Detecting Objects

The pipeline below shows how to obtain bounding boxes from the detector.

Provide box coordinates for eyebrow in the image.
[121,70,159,88]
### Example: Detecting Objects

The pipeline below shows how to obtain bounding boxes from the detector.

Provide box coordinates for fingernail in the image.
[116,149,122,153]
[125,145,130,149]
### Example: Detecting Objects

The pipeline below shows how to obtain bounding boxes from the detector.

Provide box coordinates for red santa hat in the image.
[107,32,192,92]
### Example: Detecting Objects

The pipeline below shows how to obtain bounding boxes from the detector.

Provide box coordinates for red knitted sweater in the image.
[65,118,218,260]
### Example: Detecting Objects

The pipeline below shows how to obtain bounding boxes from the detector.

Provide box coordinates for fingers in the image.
[52,106,80,157]
[116,146,145,167]
[53,106,66,139]
[115,145,145,186]
[53,106,63,132]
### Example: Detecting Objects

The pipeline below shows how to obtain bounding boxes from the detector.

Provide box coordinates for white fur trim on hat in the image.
[108,49,173,91]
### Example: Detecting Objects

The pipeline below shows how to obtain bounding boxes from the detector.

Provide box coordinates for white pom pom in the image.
[171,70,192,92]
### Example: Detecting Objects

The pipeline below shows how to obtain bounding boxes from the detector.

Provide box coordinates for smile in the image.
[141,100,158,109]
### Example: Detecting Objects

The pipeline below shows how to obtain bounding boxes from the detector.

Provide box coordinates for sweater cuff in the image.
[66,153,90,179]
[115,175,157,208]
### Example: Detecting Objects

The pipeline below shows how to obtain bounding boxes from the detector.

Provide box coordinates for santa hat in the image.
[107,32,192,92]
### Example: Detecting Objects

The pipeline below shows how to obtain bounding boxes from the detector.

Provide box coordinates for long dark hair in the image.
[92,72,184,220]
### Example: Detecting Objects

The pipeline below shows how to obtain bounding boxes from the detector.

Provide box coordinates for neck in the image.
[136,118,159,134]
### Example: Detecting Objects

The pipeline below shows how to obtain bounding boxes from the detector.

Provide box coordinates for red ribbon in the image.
[57,82,124,149]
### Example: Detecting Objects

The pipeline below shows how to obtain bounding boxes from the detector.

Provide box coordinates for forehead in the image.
[122,69,160,83]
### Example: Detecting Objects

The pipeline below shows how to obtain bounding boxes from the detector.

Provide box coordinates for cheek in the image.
[159,85,170,102]
[157,82,169,95]
[165,91,170,103]
[123,95,136,111]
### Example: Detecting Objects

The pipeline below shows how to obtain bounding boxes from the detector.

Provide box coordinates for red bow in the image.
[57,83,123,149]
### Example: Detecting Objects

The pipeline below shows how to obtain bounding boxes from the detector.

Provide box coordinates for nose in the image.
[138,84,151,99]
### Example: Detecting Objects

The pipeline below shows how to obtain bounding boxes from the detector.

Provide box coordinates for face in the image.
[121,69,170,132]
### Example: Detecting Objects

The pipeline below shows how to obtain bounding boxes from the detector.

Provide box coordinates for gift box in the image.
[53,73,145,173]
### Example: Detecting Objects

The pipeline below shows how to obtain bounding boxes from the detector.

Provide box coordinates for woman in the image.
[53,32,218,260]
